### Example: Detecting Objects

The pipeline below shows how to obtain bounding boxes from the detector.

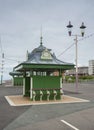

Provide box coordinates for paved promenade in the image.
[0,82,94,130]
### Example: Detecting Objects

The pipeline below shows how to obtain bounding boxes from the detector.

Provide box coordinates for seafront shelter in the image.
[9,71,23,86]
[10,37,74,101]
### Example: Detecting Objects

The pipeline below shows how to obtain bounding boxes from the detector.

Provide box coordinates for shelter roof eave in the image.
[14,62,74,72]
[9,70,23,76]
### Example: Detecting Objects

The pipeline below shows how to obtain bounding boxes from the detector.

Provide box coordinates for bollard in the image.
[53,90,57,101]
[47,90,50,101]
[32,91,36,101]
[40,90,43,101]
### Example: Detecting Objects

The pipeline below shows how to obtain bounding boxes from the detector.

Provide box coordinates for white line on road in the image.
[61,120,79,130]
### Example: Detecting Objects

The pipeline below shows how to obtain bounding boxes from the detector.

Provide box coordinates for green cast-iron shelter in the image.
[10,37,74,101]
[9,71,23,86]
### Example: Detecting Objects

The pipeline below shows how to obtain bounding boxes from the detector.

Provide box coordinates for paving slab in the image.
[5,95,89,106]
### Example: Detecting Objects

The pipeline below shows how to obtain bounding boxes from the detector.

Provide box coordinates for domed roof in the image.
[12,36,74,73]
[24,42,72,65]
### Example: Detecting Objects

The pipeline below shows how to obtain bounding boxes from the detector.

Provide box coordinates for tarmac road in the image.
[0,83,94,130]
[0,86,30,130]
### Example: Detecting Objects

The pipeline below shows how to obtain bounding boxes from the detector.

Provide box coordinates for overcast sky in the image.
[0,0,94,80]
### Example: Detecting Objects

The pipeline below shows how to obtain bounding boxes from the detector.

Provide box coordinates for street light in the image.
[80,22,86,37]
[66,21,86,93]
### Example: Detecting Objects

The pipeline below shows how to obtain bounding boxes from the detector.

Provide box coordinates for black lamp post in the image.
[66,21,86,93]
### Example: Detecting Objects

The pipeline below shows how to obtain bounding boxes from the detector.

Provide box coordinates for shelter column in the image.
[23,71,26,96]
[30,77,33,99]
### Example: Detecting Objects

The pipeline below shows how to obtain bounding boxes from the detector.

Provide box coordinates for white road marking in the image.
[61,120,79,130]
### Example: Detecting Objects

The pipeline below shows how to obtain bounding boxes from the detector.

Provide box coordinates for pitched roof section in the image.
[24,44,73,65]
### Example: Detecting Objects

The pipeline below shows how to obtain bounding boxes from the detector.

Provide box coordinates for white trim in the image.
[15,65,23,71]
[64,95,90,102]
[60,77,62,89]
[30,77,33,99]
[5,95,90,107]
[61,120,79,130]
[5,96,16,106]
[23,78,25,95]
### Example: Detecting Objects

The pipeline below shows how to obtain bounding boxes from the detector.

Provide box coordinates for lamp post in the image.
[66,21,86,93]
[1,53,4,85]
[0,36,4,85]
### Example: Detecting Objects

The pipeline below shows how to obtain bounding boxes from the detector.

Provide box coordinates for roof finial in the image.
[40,25,43,45]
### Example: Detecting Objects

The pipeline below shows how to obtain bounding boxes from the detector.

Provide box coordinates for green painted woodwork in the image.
[32,76,61,100]
[15,63,74,71]
[34,89,61,101]
[14,77,23,86]
[33,76,60,89]
[24,77,30,96]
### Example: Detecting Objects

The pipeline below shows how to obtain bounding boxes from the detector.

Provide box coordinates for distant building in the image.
[66,66,88,76]
[88,60,94,75]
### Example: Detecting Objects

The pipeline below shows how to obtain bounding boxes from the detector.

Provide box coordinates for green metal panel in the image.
[33,76,60,89]
[14,77,23,86]
[24,77,30,97]
[32,76,61,100]
[14,63,74,71]
[23,64,74,70]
